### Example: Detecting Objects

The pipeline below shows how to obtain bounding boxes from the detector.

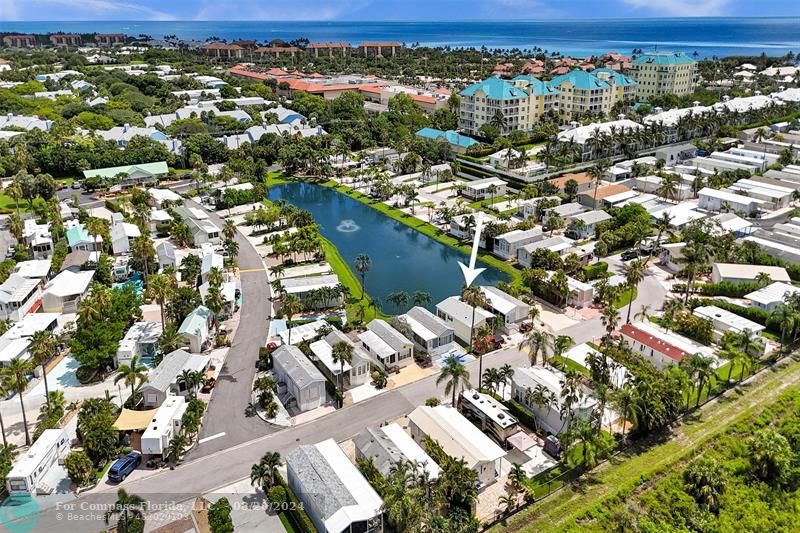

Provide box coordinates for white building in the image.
[177,306,213,353]
[359,319,414,369]
[517,236,577,267]
[479,285,530,328]
[698,187,765,215]
[511,365,597,435]
[310,330,372,389]
[354,423,441,479]
[41,270,94,314]
[710,263,790,284]
[493,228,544,260]
[620,322,715,371]
[408,405,506,487]
[692,305,765,340]
[565,209,612,239]
[745,282,800,312]
[286,439,384,533]
[116,322,163,367]
[148,188,183,208]
[140,349,210,408]
[435,296,495,345]
[0,274,42,322]
[110,220,141,255]
[12,259,51,284]
[141,396,187,458]
[272,344,327,413]
[6,428,70,494]
[280,275,344,309]
[462,177,507,201]
[401,306,455,355]
[22,219,53,259]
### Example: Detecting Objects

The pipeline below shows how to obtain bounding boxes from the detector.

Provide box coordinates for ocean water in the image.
[2,18,800,58]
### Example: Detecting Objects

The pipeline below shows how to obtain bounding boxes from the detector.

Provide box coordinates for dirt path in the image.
[495,356,800,532]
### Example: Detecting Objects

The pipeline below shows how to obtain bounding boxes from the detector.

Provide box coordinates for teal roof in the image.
[83,161,168,180]
[633,52,696,65]
[178,305,212,335]
[512,75,560,96]
[548,69,610,91]
[66,225,93,247]
[460,76,528,100]
[416,128,478,149]
[590,68,638,87]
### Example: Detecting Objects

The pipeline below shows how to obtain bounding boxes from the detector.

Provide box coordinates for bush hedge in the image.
[583,262,609,281]
[675,281,763,298]
[276,473,316,533]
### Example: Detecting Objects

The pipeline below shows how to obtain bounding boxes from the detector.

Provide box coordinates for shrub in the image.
[65,451,95,486]
[104,199,122,213]
[208,497,234,533]
[582,262,609,281]
[75,365,99,384]
[425,397,441,407]
[268,486,287,507]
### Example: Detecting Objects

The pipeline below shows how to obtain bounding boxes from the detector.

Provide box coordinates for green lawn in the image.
[319,180,521,283]
[265,171,290,187]
[551,355,590,376]
[468,196,508,210]
[0,194,26,214]
[319,237,385,323]
[612,287,637,310]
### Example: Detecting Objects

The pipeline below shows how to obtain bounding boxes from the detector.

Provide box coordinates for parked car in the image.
[620,249,642,261]
[71,182,82,190]
[108,451,141,482]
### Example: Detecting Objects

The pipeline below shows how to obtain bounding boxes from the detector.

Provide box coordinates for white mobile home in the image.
[435,296,495,345]
[359,319,414,369]
[140,396,187,458]
[6,428,70,494]
[402,306,455,355]
[272,344,327,413]
[479,285,530,328]
[493,228,544,260]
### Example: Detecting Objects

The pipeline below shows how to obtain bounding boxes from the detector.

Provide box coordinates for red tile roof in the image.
[307,42,350,49]
[265,68,288,76]
[204,43,243,50]
[620,324,689,362]
[361,42,402,47]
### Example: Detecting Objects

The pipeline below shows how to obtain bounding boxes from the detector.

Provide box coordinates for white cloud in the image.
[192,0,367,21]
[0,0,175,20]
[621,0,731,17]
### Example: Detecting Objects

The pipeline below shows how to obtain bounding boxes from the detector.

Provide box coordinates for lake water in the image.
[268,182,509,311]
[3,19,800,57]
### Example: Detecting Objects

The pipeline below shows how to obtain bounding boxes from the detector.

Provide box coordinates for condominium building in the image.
[547,69,635,122]
[629,52,697,98]
[458,77,536,135]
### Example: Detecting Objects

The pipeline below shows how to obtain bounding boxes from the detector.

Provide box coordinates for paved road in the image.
[28,345,530,533]
[187,201,275,458]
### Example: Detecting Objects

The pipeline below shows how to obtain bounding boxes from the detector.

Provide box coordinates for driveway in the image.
[187,201,274,458]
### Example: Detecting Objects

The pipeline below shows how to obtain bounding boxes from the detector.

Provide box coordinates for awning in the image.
[508,431,538,452]
[113,408,158,431]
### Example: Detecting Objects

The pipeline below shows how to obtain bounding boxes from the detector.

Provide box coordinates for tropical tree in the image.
[519,329,552,365]
[0,379,10,446]
[104,489,147,533]
[749,428,792,484]
[177,369,204,400]
[114,355,148,400]
[331,341,354,405]
[2,358,34,445]
[436,355,471,406]
[281,294,303,345]
[411,291,432,307]
[684,457,726,512]
[147,273,176,326]
[28,330,57,409]
[354,253,372,300]
[622,259,646,323]
[250,451,282,491]
[610,383,638,437]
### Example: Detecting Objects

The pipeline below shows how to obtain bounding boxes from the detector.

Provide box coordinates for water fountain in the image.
[336,219,360,233]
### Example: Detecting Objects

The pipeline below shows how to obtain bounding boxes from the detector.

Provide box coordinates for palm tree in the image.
[251,451,282,490]
[436,355,471,406]
[165,434,187,465]
[588,159,610,205]
[634,304,652,323]
[331,341,353,405]
[499,364,514,397]
[0,379,10,446]
[411,291,432,307]
[114,355,148,400]
[159,324,184,355]
[680,242,713,305]
[281,294,303,345]
[600,305,620,343]
[622,259,646,323]
[519,329,552,365]
[3,358,33,445]
[690,353,715,408]
[354,254,371,300]
[610,383,637,438]
[5,181,22,215]
[105,489,147,533]
[177,369,204,400]
[684,458,726,512]
[146,273,175,326]
[387,291,410,312]
[28,330,57,409]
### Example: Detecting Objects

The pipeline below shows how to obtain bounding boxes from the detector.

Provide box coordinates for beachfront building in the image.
[286,439,384,533]
[359,319,414,370]
[435,296,495,345]
[629,51,698,98]
[511,365,597,435]
[400,307,455,355]
[547,69,635,122]
[408,405,506,487]
[354,423,441,479]
[272,344,327,413]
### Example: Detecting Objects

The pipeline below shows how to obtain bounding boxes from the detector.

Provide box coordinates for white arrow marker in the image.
[458,212,486,287]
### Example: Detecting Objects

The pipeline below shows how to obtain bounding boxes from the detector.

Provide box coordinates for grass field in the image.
[491,354,800,532]
[319,236,386,323]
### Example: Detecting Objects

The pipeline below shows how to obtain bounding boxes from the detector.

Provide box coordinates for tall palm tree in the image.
[610,383,637,437]
[3,358,33,445]
[177,369,203,400]
[622,259,646,324]
[600,305,621,343]
[28,330,57,409]
[354,253,372,300]
[105,489,147,533]
[436,356,471,406]
[680,242,713,305]
[114,355,148,400]
[519,329,552,365]
[281,294,303,345]
[331,341,353,405]
[5,181,22,215]
[146,273,175,326]
[0,378,10,446]
[251,451,282,491]
[689,353,715,408]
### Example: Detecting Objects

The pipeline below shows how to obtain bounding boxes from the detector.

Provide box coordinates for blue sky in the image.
[0,0,798,22]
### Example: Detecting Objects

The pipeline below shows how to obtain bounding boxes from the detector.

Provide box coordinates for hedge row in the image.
[691,298,782,336]
[674,281,764,298]
[583,261,609,281]
[276,473,316,533]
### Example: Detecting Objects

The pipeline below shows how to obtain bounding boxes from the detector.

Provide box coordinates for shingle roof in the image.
[273,344,325,388]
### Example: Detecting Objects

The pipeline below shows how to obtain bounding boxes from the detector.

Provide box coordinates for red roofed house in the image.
[95,34,126,46]
[307,42,351,57]
[202,42,244,59]
[50,34,82,46]
[619,323,689,370]
[360,42,402,57]
[3,35,37,48]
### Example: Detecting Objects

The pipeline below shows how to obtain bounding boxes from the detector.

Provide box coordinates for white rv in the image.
[6,428,70,494]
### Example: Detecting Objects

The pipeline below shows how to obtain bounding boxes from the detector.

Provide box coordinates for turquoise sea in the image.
[1,18,800,58]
